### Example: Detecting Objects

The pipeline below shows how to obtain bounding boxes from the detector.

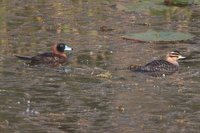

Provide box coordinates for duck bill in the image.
[178,55,186,59]
[64,45,73,51]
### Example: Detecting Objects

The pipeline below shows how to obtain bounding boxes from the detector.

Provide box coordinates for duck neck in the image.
[166,57,179,66]
[52,44,67,58]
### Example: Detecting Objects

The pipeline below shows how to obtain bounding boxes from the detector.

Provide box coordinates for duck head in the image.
[166,51,186,66]
[52,43,73,58]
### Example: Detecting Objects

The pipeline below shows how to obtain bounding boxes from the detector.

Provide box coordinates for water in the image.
[0,0,200,132]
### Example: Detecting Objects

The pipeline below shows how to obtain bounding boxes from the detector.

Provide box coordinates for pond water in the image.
[0,0,200,132]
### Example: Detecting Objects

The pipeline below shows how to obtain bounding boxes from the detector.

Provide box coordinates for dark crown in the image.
[169,50,181,57]
[56,43,66,52]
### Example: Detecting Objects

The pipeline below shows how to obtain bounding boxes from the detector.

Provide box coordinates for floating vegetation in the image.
[96,71,112,79]
[122,30,194,43]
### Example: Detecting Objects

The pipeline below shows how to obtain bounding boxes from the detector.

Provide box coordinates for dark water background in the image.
[0,0,200,132]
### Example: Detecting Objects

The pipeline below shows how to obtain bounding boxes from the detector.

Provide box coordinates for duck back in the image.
[131,60,178,73]
[30,52,67,65]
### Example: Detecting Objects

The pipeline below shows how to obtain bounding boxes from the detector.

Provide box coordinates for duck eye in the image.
[170,55,178,58]
[171,51,180,55]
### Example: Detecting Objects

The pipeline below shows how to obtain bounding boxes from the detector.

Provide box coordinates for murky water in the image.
[0,0,200,132]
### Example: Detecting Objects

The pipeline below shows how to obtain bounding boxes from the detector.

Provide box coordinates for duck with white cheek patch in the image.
[16,43,73,66]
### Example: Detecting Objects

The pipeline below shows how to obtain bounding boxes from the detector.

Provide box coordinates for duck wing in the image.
[31,53,54,63]
[16,53,53,63]
[143,60,178,72]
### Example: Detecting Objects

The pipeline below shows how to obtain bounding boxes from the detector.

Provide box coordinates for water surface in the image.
[0,0,200,132]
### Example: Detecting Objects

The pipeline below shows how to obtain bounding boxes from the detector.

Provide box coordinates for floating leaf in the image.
[118,0,198,16]
[96,71,112,79]
[164,0,196,6]
[120,0,170,14]
[122,30,194,42]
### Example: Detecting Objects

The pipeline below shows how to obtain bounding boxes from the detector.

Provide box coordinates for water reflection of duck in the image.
[16,43,73,66]
[129,51,186,76]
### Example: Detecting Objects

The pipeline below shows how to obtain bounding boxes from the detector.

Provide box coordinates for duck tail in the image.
[15,55,32,60]
[129,65,143,72]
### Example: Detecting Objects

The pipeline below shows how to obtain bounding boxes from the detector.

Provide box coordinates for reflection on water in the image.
[0,0,200,132]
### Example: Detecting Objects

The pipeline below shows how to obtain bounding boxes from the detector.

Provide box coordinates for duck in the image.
[16,43,73,66]
[129,51,186,76]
